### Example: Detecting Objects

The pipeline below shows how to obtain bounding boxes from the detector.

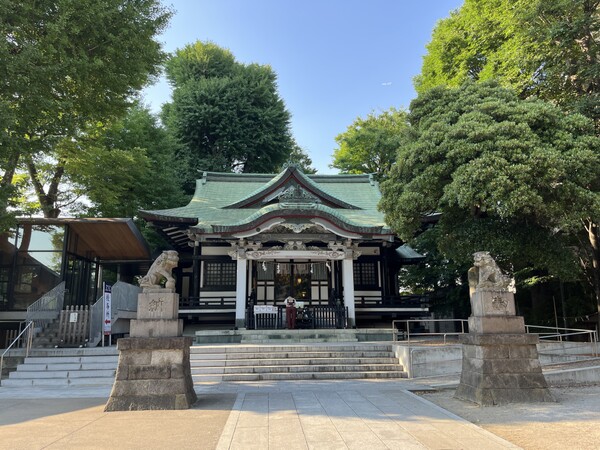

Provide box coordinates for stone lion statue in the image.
[138,250,179,291]
[468,251,515,294]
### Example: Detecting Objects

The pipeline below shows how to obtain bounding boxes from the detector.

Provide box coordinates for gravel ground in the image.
[421,384,600,450]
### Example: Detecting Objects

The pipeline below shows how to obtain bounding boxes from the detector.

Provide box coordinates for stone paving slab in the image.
[0,379,519,450]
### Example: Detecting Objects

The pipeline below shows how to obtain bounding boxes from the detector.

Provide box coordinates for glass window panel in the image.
[23,251,62,275]
[16,225,64,252]
[6,228,18,246]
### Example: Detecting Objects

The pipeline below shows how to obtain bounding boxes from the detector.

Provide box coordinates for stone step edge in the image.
[190,345,393,353]
[192,364,404,375]
[192,371,408,381]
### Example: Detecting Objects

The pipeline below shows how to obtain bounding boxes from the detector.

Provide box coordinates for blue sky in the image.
[142,0,464,173]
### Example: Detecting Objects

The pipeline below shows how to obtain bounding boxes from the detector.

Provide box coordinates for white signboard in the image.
[69,312,78,323]
[103,283,112,335]
[254,305,278,314]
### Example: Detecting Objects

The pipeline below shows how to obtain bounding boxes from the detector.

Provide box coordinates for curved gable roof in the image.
[140,167,392,239]
[223,165,359,210]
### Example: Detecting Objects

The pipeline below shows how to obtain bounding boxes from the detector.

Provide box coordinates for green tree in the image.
[415,0,600,128]
[380,81,600,309]
[0,0,171,221]
[332,108,408,181]
[163,41,295,194]
[67,105,185,218]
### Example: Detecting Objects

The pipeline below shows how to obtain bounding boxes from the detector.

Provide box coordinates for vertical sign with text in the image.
[103,282,112,336]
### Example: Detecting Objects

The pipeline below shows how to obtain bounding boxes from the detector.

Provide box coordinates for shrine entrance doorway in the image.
[253,260,331,305]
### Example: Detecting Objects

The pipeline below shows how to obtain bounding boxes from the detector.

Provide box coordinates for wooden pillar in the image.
[192,242,200,299]
[235,249,248,328]
[342,252,356,328]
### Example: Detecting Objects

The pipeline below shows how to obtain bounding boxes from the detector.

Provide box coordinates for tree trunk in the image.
[0,151,20,188]
[26,157,64,218]
[584,219,600,334]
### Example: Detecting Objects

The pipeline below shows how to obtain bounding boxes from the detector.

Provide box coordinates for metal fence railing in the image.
[25,281,66,334]
[525,324,598,357]
[392,319,599,356]
[392,318,468,343]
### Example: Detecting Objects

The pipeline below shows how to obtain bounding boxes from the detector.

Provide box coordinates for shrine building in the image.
[140,165,428,329]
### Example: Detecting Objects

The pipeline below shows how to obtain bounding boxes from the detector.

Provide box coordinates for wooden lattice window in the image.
[353,261,378,289]
[204,261,236,289]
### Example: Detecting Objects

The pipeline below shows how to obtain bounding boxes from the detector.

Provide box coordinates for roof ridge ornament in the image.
[278,184,320,209]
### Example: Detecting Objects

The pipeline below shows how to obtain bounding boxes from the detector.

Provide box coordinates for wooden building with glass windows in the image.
[0,218,151,343]
[140,165,428,328]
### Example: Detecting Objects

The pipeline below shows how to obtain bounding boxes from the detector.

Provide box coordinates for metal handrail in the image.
[392,318,468,343]
[525,324,598,357]
[0,321,34,386]
[393,319,599,356]
[26,281,66,333]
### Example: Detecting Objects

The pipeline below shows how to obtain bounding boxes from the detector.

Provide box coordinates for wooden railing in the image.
[246,306,284,330]
[245,305,348,330]
[57,305,90,347]
[179,296,236,310]
[354,295,429,309]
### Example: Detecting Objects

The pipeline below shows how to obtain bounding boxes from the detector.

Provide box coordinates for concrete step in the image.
[191,350,395,360]
[241,338,359,343]
[1,377,114,387]
[24,355,118,365]
[17,362,118,372]
[190,344,393,353]
[193,371,407,382]
[192,364,403,375]
[190,357,398,367]
[9,369,116,379]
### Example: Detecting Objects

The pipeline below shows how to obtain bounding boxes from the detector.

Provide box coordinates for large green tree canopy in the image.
[380,81,600,283]
[416,0,600,128]
[67,105,185,218]
[163,41,295,194]
[331,108,408,181]
[0,0,171,222]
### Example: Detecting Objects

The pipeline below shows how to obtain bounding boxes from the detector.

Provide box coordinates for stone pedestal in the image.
[456,280,553,406]
[455,333,554,406]
[130,291,183,338]
[105,284,197,411]
[105,337,197,411]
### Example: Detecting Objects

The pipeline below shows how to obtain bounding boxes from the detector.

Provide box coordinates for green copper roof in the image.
[140,166,393,237]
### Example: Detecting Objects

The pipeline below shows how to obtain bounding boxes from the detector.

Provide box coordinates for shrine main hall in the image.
[139,165,427,329]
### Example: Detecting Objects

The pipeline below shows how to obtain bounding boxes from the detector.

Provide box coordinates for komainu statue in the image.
[138,250,179,291]
[468,251,515,294]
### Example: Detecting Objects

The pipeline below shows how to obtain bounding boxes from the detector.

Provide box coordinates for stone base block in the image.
[130,319,183,338]
[105,337,197,411]
[455,333,554,406]
[470,289,516,316]
[468,316,525,334]
[137,292,179,320]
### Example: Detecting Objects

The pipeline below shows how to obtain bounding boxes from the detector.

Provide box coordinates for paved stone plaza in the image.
[0,379,519,450]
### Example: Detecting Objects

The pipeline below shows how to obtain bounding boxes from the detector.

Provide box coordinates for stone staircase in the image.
[0,348,118,387]
[190,343,406,382]
[1,343,405,387]
[239,329,359,344]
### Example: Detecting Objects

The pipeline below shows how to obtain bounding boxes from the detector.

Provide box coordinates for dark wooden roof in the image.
[17,217,151,261]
